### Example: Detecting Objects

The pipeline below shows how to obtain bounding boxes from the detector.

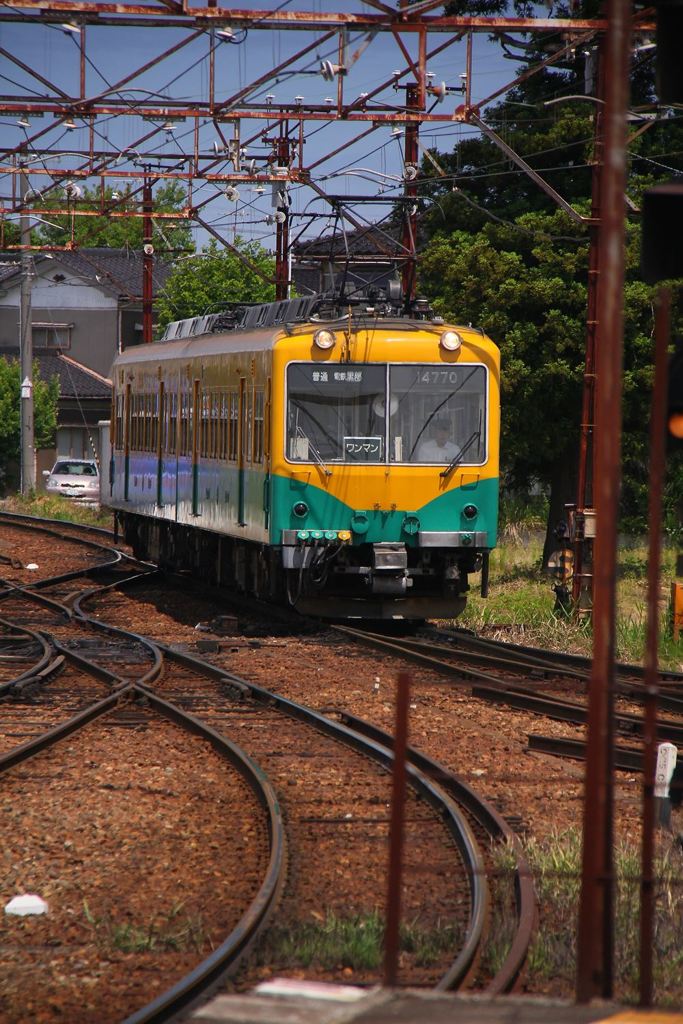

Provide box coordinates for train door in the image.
[124,381,131,501]
[237,376,246,526]
[263,377,271,529]
[173,375,182,520]
[156,378,164,507]
[192,377,200,516]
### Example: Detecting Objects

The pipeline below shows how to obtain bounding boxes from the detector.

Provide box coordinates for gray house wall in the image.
[0,258,151,377]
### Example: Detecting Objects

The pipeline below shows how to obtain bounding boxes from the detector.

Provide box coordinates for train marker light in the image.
[313,328,336,350]
[293,501,309,517]
[463,504,478,520]
[440,330,462,352]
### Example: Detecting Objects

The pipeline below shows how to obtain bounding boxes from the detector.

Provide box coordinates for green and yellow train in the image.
[107,292,500,620]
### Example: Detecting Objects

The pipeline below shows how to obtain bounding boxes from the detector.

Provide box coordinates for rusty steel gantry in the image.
[0,0,665,1008]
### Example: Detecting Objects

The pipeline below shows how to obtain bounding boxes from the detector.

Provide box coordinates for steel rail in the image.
[72,583,490,993]
[334,624,683,750]
[528,733,642,773]
[433,626,683,686]
[120,684,286,1024]
[341,628,683,714]
[0,508,115,540]
[0,577,75,617]
[149,651,491,995]
[0,674,287,1024]
[72,589,165,685]
[0,684,132,772]
[0,614,54,693]
[331,709,537,995]
[332,624,548,692]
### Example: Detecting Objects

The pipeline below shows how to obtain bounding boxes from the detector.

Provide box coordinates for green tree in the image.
[419,208,683,553]
[414,7,683,551]
[0,358,59,475]
[32,181,193,253]
[155,238,276,331]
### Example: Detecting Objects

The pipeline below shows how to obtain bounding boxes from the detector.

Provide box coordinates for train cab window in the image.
[286,363,386,463]
[388,365,487,465]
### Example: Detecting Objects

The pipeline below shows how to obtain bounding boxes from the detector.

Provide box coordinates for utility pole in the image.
[401,83,419,309]
[275,131,291,301]
[142,169,154,344]
[19,159,35,494]
[571,42,604,617]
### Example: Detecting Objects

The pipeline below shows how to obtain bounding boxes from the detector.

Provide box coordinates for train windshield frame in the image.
[285,362,488,466]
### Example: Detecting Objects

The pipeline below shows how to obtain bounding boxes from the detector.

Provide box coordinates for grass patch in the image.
[1,491,113,529]
[487,830,683,1003]
[256,911,462,972]
[455,535,682,671]
[83,899,207,953]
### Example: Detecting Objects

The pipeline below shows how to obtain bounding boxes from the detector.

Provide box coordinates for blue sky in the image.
[0,3,525,251]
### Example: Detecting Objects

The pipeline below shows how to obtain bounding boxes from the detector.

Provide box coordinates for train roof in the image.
[155,290,487,344]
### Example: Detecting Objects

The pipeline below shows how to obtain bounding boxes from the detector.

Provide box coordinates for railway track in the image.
[334,625,683,750]
[0,513,534,1019]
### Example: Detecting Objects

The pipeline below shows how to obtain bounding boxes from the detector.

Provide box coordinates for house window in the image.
[32,322,72,350]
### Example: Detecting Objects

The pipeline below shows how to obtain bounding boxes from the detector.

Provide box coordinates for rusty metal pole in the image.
[573,41,605,614]
[275,132,290,301]
[142,170,154,344]
[576,0,630,1003]
[639,287,671,1007]
[383,671,411,987]
[401,84,419,310]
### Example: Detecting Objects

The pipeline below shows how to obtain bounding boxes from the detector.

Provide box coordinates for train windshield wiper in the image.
[297,425,332,477]
[440,428,481,479]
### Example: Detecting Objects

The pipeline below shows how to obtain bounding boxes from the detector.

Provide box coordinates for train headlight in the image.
[293,501,309,518]
[313,328,336,350]
[440,330,462,352]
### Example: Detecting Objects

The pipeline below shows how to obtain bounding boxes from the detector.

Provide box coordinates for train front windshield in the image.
[286,362,487,465]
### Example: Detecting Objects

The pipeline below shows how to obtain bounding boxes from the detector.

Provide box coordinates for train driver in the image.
[417,418,461,463]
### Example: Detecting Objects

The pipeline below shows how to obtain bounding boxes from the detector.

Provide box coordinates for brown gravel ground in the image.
[96,580,645,847]
[0,711,269,1024]
[2,519,679,1011]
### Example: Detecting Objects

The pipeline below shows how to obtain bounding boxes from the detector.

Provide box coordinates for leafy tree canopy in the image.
[31,181,193,253]
[0,359,59,470]
[155,238,276,331]
[414,6,683,544]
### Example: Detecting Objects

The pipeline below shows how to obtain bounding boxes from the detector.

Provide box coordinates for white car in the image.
[43,459,100,504]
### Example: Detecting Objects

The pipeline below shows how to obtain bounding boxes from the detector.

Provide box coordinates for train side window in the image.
[200,391,210,458]
[130,394,140,450]
[244,387,254,464]
[167,391,178,455]
[228,392,239,461]
[253,389,265,464]
[180,390,192,456]
[115,393,125,451]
